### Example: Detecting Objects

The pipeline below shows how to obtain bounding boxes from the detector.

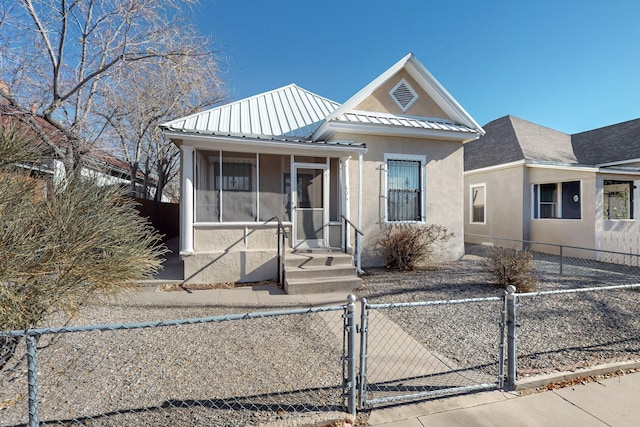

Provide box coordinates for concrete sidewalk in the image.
[367,371,640,426]
[132,284,640,427]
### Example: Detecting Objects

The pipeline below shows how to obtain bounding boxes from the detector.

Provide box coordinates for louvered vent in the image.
[390,79,418,112]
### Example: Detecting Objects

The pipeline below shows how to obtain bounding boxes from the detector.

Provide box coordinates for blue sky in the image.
[193,1,640,134]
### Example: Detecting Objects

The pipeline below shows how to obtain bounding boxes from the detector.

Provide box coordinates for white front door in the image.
[292,164,329,248]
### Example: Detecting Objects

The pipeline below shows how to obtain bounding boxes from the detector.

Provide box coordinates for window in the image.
[195,151,256,222]
[385,154,426,222]
[470,184,485,223]
[214,162,251,191]
[533,181,581,219]
[604,180,634,220]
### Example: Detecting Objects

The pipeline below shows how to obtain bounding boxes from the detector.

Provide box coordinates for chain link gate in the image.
[352,295,506,408]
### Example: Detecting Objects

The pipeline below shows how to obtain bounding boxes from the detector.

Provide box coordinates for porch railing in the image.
[341,215,363,273]
[275,217,288,286]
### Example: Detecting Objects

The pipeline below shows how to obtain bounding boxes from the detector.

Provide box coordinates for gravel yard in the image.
[357,254,640,378]
[2,253,640,426]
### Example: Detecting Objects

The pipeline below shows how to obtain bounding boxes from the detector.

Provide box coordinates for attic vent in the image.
[390,79,418,112]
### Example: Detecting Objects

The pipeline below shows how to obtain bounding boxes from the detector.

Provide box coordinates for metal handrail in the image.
[341,215,363,273]
[274,216,288,286]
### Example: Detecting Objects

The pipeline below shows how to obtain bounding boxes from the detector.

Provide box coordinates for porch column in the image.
[341,156,351,250]
[181,145,195,255]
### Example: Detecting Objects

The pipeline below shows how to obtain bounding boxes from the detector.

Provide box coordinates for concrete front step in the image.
[284,276,362,295]
[285,251,354,268]
[283,248,361,294]
[285,265,358,280]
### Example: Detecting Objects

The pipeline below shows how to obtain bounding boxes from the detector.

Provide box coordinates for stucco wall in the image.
[527,167,597,250]
[464,165,525,244]
[354,70,449,120]
[335,132,465,267]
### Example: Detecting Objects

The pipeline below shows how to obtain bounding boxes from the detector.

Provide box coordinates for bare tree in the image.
[99,37,226,200]
[0,0,219,175]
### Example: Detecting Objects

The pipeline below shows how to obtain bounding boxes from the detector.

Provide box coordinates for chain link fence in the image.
[1,306,348,427]
[358,297,505,407]
[465,234,640,285]
[516,285,640,380]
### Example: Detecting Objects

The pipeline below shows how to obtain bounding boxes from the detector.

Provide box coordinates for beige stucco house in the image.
[161,53,484,292]
[464,115,640,259]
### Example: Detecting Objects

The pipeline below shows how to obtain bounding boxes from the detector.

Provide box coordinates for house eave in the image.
[464,160,526,175]
[597,167,640,176]
[596,158,640,168]
[524,160,599,172]
[314,121,479,142]
[163,130,367,155]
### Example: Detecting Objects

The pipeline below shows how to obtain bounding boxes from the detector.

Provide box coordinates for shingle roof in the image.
[464,116,526,170]
[465,116,581,171]
[572,118,640,165]
[161,84,340,140]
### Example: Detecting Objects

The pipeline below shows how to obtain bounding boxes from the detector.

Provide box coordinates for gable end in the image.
[389,79,418,112]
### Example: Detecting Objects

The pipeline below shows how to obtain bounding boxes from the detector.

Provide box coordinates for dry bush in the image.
[379,224,453,271]
[488,247,537,292]
[0,125,164,369]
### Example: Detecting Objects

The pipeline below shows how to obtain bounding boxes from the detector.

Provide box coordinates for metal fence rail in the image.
[358,296,505,407]
[466,234,640,280]
[0,305,347,427]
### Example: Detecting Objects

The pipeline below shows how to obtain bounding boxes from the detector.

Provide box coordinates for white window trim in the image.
[469,183,486,224]
[383,153,427,223]
[532,180,582,220]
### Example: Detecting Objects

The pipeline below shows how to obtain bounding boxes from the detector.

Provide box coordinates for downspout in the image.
[357,152,364,273]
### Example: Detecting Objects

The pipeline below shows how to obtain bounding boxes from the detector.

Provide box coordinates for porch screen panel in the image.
[195,150,220,222]
[220,152,256,222]
[258,154,289,222]
[387,159,421,222]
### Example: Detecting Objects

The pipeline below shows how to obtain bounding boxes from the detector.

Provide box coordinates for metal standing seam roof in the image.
[335,110,478,133]
[161,84,340,140]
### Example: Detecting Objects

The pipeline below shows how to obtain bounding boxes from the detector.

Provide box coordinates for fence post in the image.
[506,285,518,390]
[358,298,368,408]
[345,294,357,416]
[559,245,563,276]
[26,333,39,427]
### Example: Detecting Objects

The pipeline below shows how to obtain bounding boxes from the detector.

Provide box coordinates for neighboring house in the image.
[464,115,640,258]
[0,97,163,200]
[161,53,484,290]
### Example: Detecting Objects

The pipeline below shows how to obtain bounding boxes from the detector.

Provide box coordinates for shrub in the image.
[0,125,164,370]
[488,247,537,292]
[379,224,453,271]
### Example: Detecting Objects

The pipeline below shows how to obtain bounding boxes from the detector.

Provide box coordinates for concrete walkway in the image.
[132,284,640,427]
[368,371,640,426]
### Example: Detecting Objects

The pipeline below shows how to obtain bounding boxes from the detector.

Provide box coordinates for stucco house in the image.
[161,53,484,293]
[464,115,640,259]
